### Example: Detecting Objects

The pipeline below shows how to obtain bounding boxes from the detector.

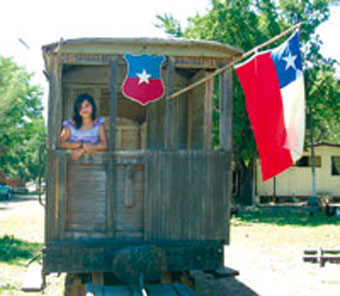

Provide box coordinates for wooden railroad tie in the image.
[303,247,340,267]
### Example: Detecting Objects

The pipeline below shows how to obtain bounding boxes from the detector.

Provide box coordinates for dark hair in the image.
[72,93,97,128]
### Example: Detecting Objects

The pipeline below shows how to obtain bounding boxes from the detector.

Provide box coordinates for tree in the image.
[157,0,340,204]
[0,56,46,181]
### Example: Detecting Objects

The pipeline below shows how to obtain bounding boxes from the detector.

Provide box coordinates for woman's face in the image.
[79,100,93,119]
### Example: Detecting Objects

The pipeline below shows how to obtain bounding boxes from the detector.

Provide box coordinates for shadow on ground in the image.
[197,276,259,296]
[0,194,40,204]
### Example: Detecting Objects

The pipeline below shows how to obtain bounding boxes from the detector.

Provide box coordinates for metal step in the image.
[21,264,44,292]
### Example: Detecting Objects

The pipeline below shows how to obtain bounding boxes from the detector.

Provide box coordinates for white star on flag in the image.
[137,69,151,84]
[282,50,297,71]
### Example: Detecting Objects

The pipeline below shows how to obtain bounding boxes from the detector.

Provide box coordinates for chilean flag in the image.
[235,31,305,181]
[122,54,165,105]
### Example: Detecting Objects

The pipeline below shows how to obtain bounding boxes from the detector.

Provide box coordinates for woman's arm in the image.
[83,124,108,153]
[59,127,82,149]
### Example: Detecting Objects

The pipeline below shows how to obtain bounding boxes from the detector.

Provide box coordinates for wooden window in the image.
[331,156,340,176]
[295,156,321,167]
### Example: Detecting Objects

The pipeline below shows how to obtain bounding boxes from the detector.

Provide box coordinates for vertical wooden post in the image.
[46,55,62,242]
[219,66,233,152]
[109,58,118,151]
[57,151,67,239]
[48,55,63,150]
[165,57,175,149]
[45,55,55,243]
[47,56,55,151]
[203,76,214,150]
[219,65,233,244]
[107,58,118,237]
[187,90,193,149]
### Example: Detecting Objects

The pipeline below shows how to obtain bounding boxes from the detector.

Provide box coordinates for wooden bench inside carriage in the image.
[42,38,242,284]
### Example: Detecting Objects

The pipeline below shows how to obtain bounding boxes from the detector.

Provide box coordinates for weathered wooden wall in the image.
[144,151,229,241]
[66,163,107,234]
[146,67,213,150]
[47,150,229,242]
[115,163,144,238]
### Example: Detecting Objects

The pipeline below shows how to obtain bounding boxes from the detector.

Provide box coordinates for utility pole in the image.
[307,106,321,214]
[310,106,317,198]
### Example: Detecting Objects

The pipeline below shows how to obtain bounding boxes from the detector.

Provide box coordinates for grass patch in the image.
[233,207,340,227]
[0,235,42,264]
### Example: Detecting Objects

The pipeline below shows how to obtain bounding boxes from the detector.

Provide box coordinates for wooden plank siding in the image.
[187,70,207,150]
[65,163,107,234]
[144,150,230,241]
[115,164,145,238]
[47,150,229,242]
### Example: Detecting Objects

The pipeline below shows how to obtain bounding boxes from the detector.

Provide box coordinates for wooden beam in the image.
[203,76,214,149]
[219,67,233,151]
[164,58,175,149]
[47,55,63,150]
[109,58,118,151]
[186,90,193,149]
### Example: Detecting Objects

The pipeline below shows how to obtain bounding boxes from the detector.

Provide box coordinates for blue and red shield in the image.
[122,54,165,105]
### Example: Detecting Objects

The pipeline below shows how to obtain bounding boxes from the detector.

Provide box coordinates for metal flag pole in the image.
[167,22,302,100]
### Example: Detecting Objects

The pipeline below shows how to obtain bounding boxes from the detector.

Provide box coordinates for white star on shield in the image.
[137,69,151,85]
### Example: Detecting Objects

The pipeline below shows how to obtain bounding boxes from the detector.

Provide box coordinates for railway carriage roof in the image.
[42,37,243,59]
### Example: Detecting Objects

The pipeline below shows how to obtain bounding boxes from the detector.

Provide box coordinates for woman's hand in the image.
[83,144,96,154]
[71,148,84,160]
[70,142,82,149]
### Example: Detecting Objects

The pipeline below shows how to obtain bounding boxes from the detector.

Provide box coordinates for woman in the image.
[59,93,107,159]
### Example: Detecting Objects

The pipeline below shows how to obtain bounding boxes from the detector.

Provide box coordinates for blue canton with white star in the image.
[271,31,303,89]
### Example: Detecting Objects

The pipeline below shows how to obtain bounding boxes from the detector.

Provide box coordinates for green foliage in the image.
[157,0,340,202]
[0,235,42,264]
[0,56,46,181]
[155,14,183,37]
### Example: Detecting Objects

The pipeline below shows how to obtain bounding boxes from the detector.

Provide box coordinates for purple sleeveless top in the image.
[63,117,105,145]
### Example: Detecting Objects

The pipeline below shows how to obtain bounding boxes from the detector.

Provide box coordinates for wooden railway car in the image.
[41,37,242,294]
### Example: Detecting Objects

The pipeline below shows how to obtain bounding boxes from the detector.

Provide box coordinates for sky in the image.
[0,0,339,119]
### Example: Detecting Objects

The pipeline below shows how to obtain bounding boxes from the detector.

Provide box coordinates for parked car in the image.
[0,182,13,199]
[13,186,28,194]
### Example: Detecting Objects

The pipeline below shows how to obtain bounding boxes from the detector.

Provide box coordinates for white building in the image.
[256,143,340,200]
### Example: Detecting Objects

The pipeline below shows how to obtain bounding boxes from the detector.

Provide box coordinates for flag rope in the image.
[166,22,302,100]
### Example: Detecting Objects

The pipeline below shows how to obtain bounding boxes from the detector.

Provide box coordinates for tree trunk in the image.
[237,160,254,206]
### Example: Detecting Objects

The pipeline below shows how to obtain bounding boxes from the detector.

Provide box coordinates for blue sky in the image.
[0,0,338,119]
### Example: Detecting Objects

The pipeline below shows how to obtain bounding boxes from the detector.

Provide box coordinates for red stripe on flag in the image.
[235,53,293,181]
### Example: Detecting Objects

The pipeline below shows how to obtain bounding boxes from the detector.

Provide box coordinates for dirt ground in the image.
[197,209,340,296]
[195,244,340,296]
[1,196,340,295]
